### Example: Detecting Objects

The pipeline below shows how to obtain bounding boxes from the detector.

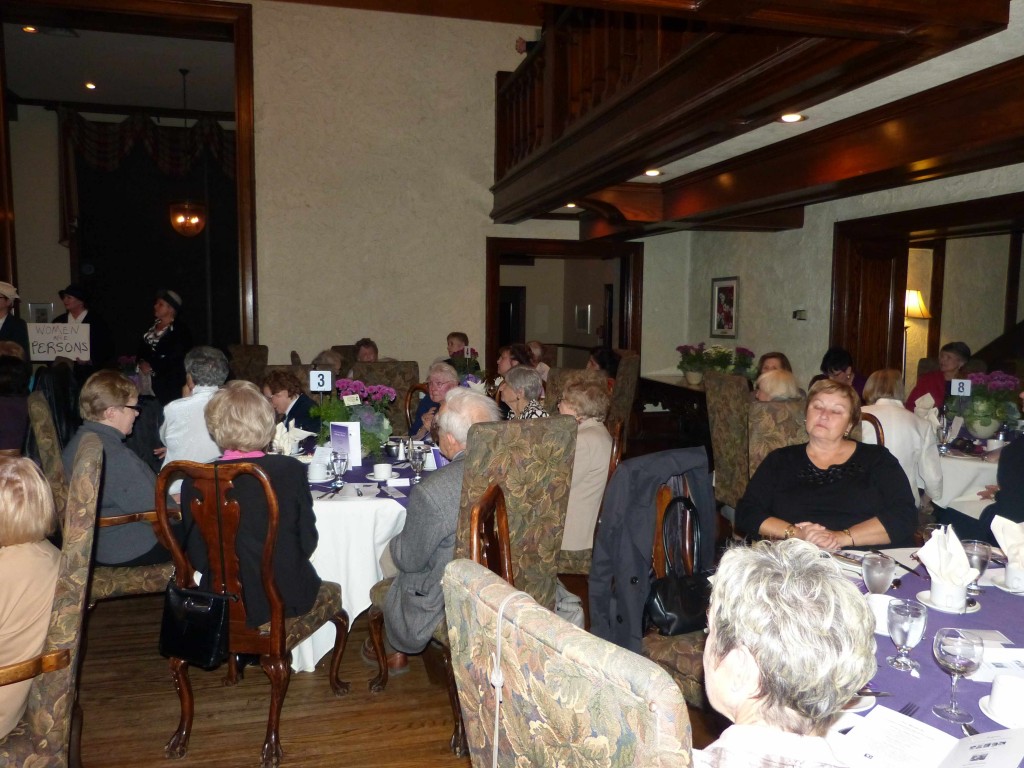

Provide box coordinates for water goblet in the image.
[932,628,984,724]
[410,446,425,484]
[330,451,348,489]
[886,599,927,672]
[862,553,896,594]
[962,540,991,595]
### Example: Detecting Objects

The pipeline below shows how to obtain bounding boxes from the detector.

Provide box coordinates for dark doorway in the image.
[498,286,526,348]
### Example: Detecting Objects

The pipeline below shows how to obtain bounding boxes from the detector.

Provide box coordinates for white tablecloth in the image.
[291,491,407,672]
[933,454,998,520]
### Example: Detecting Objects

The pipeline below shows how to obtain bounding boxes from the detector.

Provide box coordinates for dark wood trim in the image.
[271,0,542,26]
[1007,231,1022,334]
[485,238,643,368]
[927,241,946,358]
[1,0,258,344]
[0,29,16,287]
[11,97,235,122]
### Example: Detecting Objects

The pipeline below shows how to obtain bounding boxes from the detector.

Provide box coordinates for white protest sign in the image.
[27,323,91,362]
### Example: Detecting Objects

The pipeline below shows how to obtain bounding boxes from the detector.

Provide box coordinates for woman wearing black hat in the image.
[53,283,114,382]
[136,289,192,406]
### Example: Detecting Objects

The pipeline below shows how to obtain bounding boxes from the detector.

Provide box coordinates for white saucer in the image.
[916,590,981,615]
[366,471,399,481]
[842,696,876,714]
[979,695,1024,728]
[990,572,1024,595]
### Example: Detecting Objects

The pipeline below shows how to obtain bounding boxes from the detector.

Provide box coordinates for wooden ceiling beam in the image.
[268,0,543,26]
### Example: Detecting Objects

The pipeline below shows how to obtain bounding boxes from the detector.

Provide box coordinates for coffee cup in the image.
[986,438,1007,452]
[989,674,1024,725]
[1005,563,1024,591]
[930,580,967,610]
[308,463,328,483]
[372,462,392,481]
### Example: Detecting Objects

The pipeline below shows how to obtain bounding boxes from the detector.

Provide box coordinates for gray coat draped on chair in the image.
[588,447,713,653]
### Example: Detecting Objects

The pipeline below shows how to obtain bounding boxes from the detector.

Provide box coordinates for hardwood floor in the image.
[79,595,725,767]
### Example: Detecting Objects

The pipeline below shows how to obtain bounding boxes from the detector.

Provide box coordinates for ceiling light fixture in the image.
[779,113,806,123]
[22,26,38,33]
[644,169,662,177]
[85,82,97,90]
[565,202,577,208]
[169,68,207,237]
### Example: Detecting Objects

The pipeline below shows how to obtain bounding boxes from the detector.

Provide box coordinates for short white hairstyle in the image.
[438,388,501,445]
[755,369,801,401]
[707,539,876,734]
[427,362,459,385]
[503,365,544,401]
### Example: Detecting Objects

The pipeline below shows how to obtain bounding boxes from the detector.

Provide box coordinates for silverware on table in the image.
[961,722,979,737]
[855,690,891,697]
[898,702,919,717]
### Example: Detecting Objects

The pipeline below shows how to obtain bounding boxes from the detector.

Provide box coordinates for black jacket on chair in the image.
[588,447,714,654]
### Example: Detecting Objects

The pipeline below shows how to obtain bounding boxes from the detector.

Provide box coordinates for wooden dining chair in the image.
[404,382,429,433]
[153,461,351,768]
[859,412,886,446]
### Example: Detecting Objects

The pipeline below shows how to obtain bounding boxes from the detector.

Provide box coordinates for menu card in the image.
[329,422,362,467]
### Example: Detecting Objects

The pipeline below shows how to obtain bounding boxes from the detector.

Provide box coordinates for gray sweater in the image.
[62,421,160,565]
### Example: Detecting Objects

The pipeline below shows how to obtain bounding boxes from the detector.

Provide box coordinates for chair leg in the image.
[441,643,468,757]
[260,655,291,768]
[165,658,194,759]
[367,606,389,693]
[328,609,351,696]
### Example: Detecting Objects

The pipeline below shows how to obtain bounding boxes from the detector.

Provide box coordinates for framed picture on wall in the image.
[575,303,592,334]
[710,277,738,338]
[27,302,55,324]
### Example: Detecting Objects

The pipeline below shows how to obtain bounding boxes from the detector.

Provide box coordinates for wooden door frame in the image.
[831,191,1024,372]
[0,0,258,343]
[485,237,643,371]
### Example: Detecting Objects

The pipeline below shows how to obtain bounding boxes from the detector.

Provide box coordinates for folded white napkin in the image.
[272,423,316,454]
[914,393,940,429]
[917,524,979,586]
[991,516,1024,568]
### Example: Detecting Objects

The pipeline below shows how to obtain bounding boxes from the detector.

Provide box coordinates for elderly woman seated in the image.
[697,539,875,766]
[754,369,802,402]
[557,372,613,559]
[410,362,459,441]
[179,380,321,627]
[500,366,548,420]
[756,351,793,377]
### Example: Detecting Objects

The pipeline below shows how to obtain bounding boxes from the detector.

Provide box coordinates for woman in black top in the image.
[736,379,918,549]
[136,289,192,406]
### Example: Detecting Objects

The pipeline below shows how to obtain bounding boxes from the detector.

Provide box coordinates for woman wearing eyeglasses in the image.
[62,370,170,566]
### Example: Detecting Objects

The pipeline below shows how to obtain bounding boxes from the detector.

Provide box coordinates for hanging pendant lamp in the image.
[169,68,207,237]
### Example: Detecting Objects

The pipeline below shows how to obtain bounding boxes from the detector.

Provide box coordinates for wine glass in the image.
[862,553,896,594]
[886,599,927,671]
[330,452,348,489]
[410,446,425,484]
[932,628,984,724]
[962,540,991,595]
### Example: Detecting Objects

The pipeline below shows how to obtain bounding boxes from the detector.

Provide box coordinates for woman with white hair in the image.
[410,362,460,441]
[500,365,548,420]
[697,539,876,766]
[179,380,320,627]
[754,369,802,402]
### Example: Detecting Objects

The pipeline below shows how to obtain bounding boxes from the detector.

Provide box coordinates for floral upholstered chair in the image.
[444,559,693,768]
[351,361,420,434]
[747,399,807,479]
[227,343,269,385]
[0,433,102,768]
[367,416,577,756]
[607,350,640,451]
[27,391,69,516]
[703,370,751,509]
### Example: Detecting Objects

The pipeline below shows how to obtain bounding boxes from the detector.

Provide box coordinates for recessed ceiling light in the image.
[644,169,662,177]
[22,26,38,33]
[85,82,97,90]
[779,113,806,123]
[565,202,577,208]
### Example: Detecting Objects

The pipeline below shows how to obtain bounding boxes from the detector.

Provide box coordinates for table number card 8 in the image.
[950,378,972,397]
[310,370,333,392]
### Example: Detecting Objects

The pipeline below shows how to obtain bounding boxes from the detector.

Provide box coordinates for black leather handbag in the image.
[644,488,712,636]
[159,465,235,670]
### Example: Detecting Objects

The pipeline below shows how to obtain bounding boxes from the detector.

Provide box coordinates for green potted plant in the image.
[676,343,707,385]
[945,371,1021,439]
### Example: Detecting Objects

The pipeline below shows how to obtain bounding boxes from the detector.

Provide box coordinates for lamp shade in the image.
[169,201,207,237]
[904,289,931,319]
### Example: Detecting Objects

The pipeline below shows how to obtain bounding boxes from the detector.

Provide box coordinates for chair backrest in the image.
[541,366,572,412]
[443,559,692,768]
[0,434,101,767]
[28,365,80,449]
[606,418,624,482]
[857,412,885,446]
[351,361,420,435]
[652,482,697,579]
[469,483,513,584]
[703,370,751,508]
[748,399,807,478]
[155,461,287,655]
[289,350,302,366]
[454,416,577,610]
[27,391,69,518]
[227,343,269,385]
[404,382,429,433]
[607,351,640,446]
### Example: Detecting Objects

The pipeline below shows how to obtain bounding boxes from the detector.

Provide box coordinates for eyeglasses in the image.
[120,404,142,414]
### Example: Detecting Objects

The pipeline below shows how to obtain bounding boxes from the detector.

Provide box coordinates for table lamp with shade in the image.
[904,289,932,381]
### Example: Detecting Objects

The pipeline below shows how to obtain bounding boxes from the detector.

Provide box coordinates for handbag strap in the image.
[662,474,701,579]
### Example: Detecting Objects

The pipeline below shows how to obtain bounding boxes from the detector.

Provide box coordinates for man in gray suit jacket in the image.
[383,388,501,656]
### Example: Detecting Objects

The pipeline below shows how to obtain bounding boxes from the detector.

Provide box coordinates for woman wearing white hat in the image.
[136,288,193,405]
[0,282,28,359]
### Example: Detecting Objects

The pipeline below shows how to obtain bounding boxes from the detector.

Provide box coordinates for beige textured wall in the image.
[500,259,566,353]
[251,1,574,373]
[640,231,692,374]
[9,106,68,311]
[905,248,934,393]
[941,235,1010,355]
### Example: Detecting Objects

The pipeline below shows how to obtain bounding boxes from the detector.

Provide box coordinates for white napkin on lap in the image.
[991,516,1024,568]
[917,524,979,586]
[914,393,941,429]
[272,423,315,454]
